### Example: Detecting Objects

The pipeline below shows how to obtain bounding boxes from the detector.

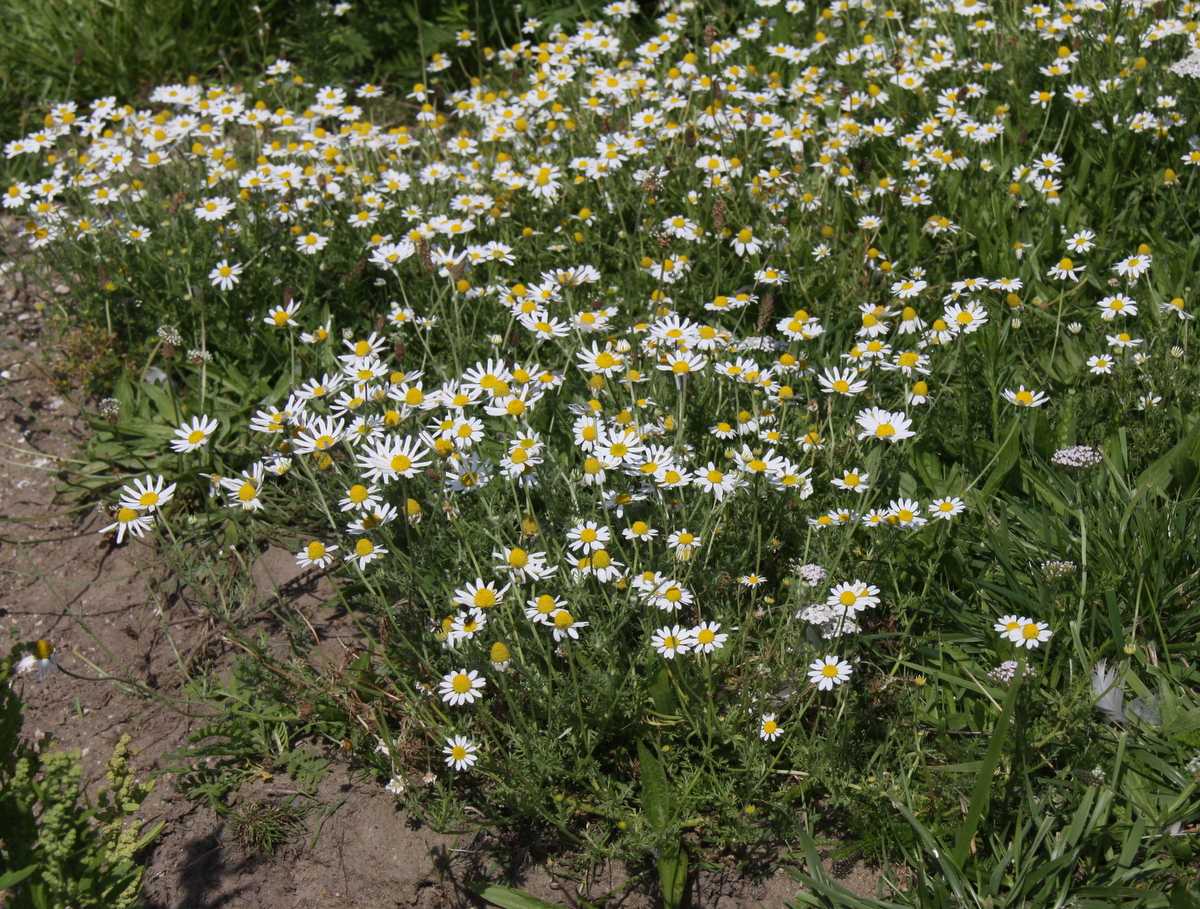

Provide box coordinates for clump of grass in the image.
[227,799,307,857]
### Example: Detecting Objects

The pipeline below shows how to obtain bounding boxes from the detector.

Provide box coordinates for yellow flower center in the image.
[474,589,497,608]
[355,539,374,557]
[349,485,369,503]
[306,542,326,559]
[822,664,840,678]
[451,673,472,693]
[508,548,529,568]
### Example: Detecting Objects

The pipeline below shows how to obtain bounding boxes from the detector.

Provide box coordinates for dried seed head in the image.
[757,294,776,332]
[99,397,120,424]
[684,127,697,148]
[418,238,435,274]
[712,200,727,230]
[168,190,187,217]
[157,325,182,359]
[704,23,717,46]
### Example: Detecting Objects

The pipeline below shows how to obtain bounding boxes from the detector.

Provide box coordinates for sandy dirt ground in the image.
[0,261,881,908]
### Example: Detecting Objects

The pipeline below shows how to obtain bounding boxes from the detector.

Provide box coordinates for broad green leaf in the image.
[952,661,1023,865]
[467,882,568,909]
[637,739,673,835]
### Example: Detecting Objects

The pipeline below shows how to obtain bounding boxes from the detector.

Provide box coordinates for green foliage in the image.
[469,881,604,909]
[8,0,1200,901]
[0,652,160,909]
[638,740,688,909]
[164,658,333,812]
[227,798,308,856]
[0,0,274,148]
[278,0,609,86]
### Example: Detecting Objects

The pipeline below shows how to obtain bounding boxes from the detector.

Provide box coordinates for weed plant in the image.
[0,649,160,909]
[6,0,1200,903]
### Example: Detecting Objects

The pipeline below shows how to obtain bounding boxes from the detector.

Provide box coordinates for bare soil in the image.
[0,264,882,908]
